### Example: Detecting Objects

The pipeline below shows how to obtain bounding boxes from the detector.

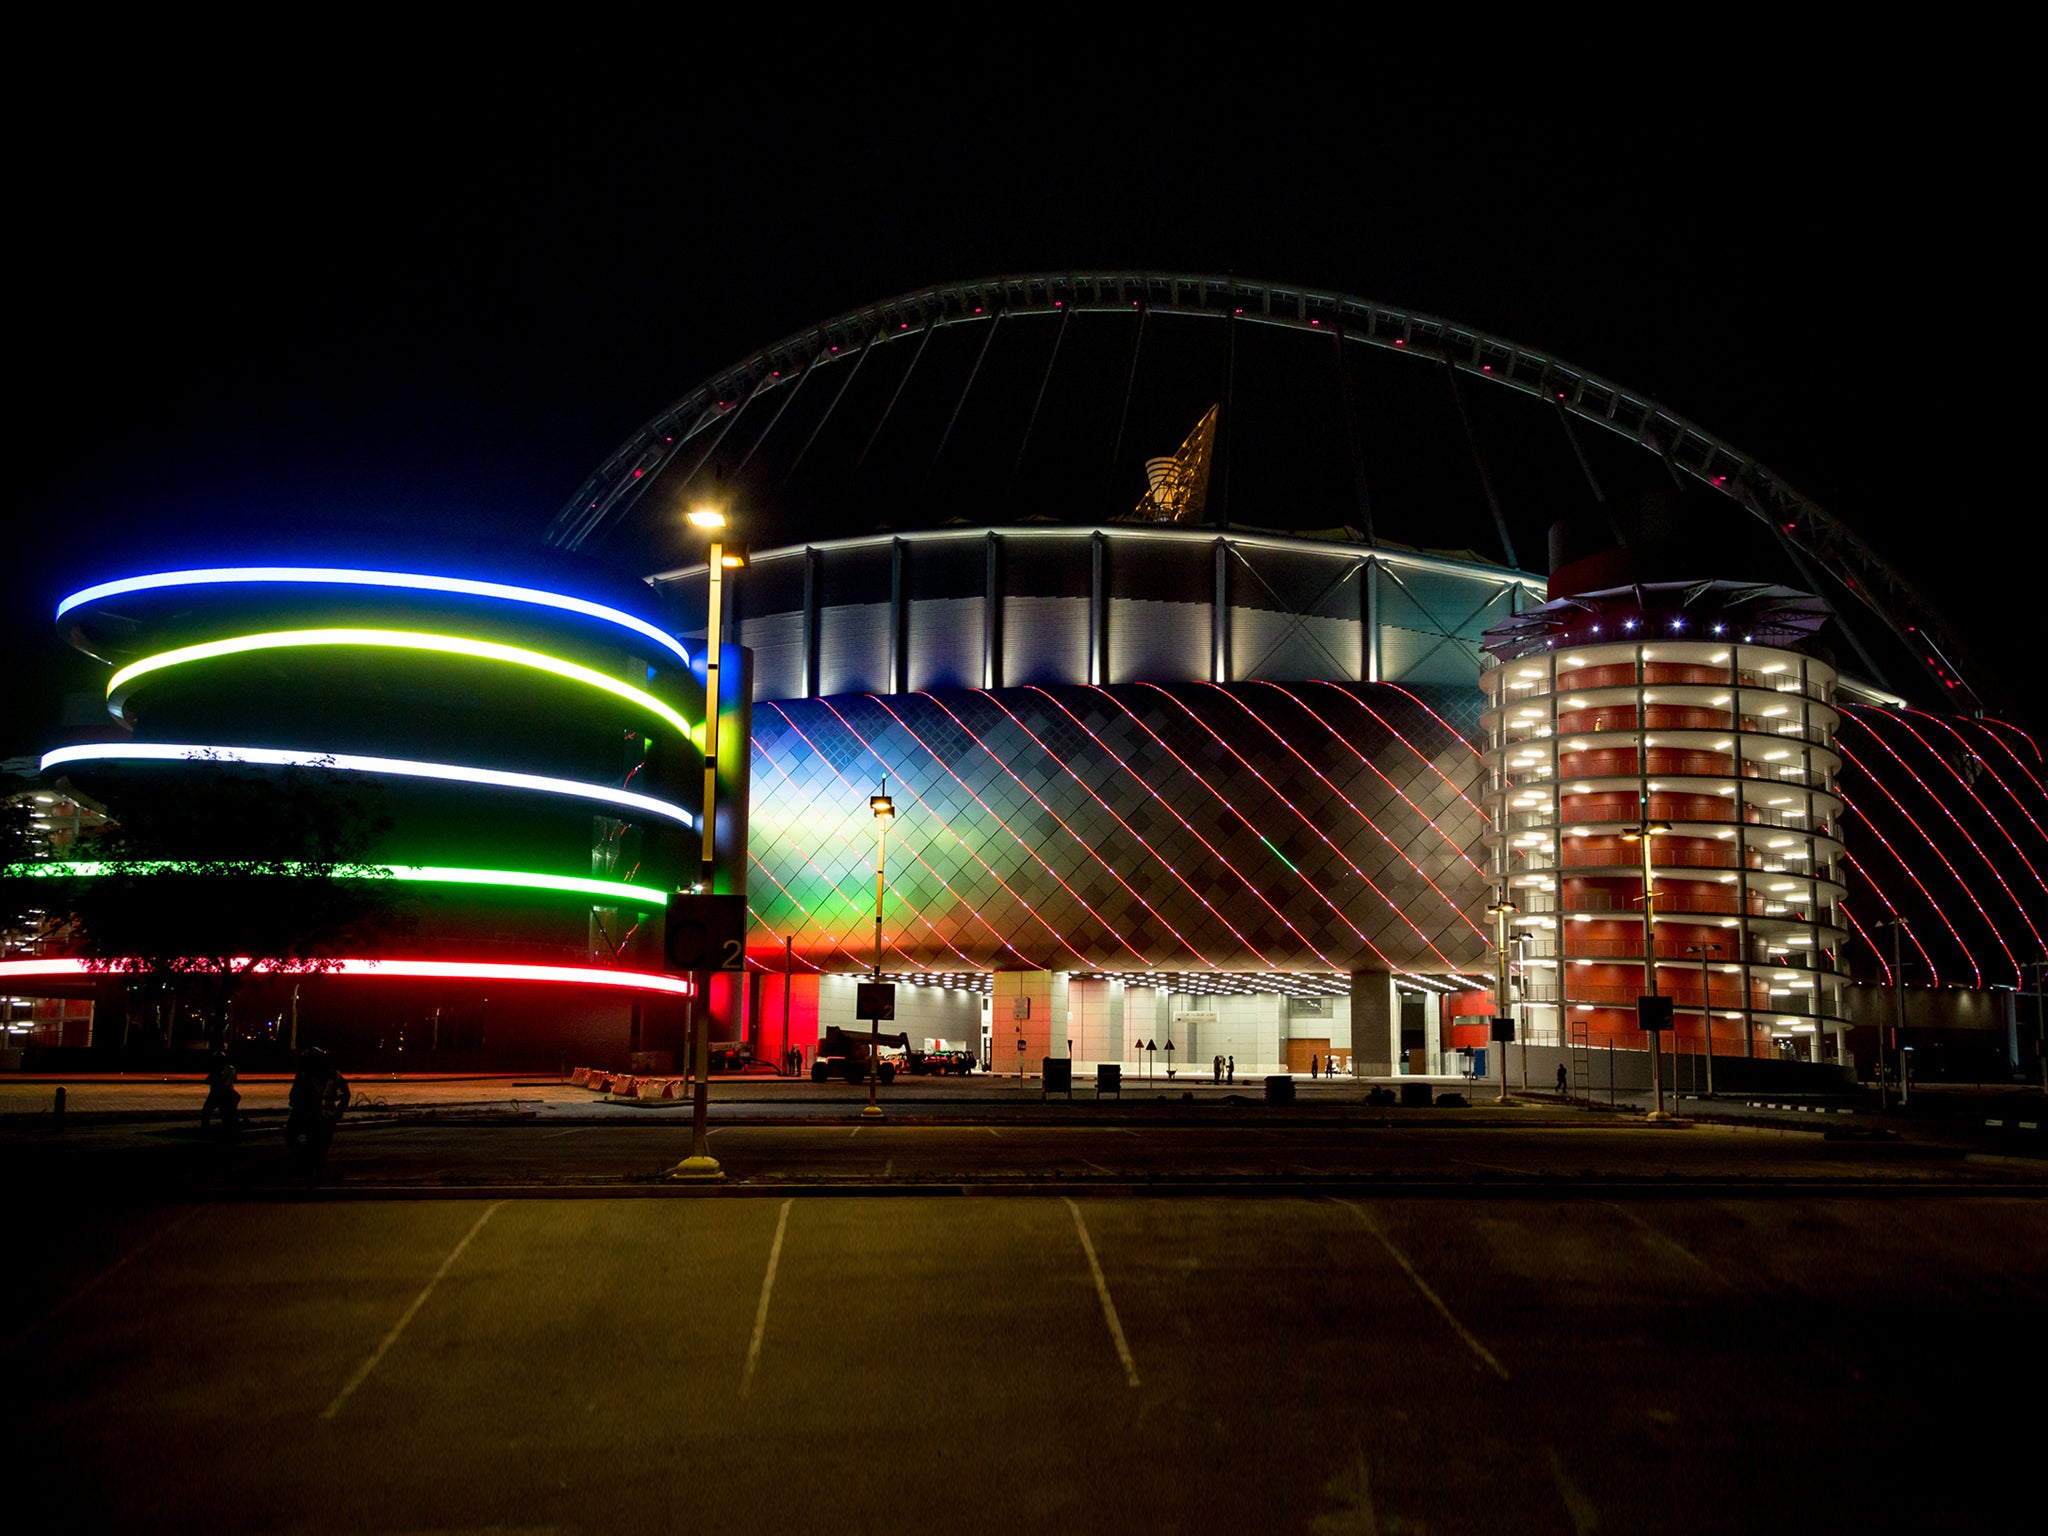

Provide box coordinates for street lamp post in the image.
[1514,931,1530,1094]
[673,506,747,1181]
[1487,890,1517,1103]
[1686,942,1724,1097]
[864,782,892,1119]
[1623,816,1673,1119]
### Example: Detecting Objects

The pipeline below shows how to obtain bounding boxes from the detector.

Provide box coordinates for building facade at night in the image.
[9,273,2044,1077]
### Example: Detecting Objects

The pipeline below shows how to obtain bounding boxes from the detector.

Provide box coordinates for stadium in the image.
[8,273,2044,1081]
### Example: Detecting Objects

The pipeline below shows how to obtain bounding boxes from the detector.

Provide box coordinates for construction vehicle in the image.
[811,1025,909,1085]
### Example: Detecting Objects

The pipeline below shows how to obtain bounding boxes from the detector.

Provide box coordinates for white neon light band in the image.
[0,956,694,995]
[58,566,690,668]
[38,743,694,828]
[105,628,694,739]
[5,861,668,907]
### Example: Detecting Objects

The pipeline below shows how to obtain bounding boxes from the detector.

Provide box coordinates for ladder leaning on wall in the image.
[1568,1018,1593,1104]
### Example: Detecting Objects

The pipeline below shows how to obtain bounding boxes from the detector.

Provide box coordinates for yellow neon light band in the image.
[105,628,694,738]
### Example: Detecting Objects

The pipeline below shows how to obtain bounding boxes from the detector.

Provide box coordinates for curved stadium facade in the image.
[9,273,2044,1079]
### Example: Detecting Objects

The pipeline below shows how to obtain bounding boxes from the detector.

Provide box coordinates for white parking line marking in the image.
[4,1206,203,1355]
[1064,1198,1140,1387]
[1547,1446,1600,1535]
[1341,1201,1509,1381]
[320,1201,503,1420]
[740,1199,793,1399]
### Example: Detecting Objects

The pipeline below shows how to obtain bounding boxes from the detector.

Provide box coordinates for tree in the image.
[20,762,405,1052]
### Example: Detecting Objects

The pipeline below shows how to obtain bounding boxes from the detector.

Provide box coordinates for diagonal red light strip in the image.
[1836,898,1893,987]
[747,734,970,974]
[1307,679,1489,817]
[978,690,1278,969]
[739,901,825,973]
[803,697,1095,970]
[1023,685,1332,971]
[1139,682,1467,968]
[1837,738,2015,984]
[1935,711,2048,827]
[1222,681,1489,903]
[862,693,1153,970]
[756,708,1018,969]
[1383,683,1485,762]
[1981,716,2045,767]
[1836,825,1951,986]
[1849,710,2048,937]
[1081,684,1392,972]
[920,690,1226,970]
[1898,708,2048,867]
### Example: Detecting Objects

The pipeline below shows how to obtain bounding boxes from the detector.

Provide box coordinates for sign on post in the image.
[856,982,896,1021]
[1490,1015,1515,1042]
[1637,995,1674,1032]
[665,893,746,973]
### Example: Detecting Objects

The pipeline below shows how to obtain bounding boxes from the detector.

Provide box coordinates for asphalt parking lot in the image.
[7,1187,2043,1534]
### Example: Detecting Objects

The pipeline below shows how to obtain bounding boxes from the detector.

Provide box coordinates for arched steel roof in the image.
[550,272,1978,708]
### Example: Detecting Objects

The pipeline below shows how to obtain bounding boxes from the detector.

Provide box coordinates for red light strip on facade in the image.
[860,695,1155,971]
[976,690,1278,970]
[1850,710,2048,926]
[1899,708,2048,865]
[777,699,1083,970]
[1220,682,1489,906]
[1138,683,1466,968]
[1836,840,1948,985]
[1024,686,1341,970]
[1837,740,2016,983]
[740,901,823,973]
[743,846,898,974]
[748,723,981,973]
[755,707,1026,972]
[1384,683,1486,762]
[1980,716,2046,767]
[1836,899,1893,987]
[1307,680,1489,817]
[920,691,1230,971]
[1080,686,1380,972]
[0,957,694,993]
[1935,711,2048,823]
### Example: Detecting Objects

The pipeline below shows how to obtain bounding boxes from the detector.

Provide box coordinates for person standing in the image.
[286,1047,350,1170]
[1555,1063,1569,1096]
[1310,1054,1320,1079]
[1226,1055,1236,1084]
[1212,1054,1223,1083]
[200,1049,239,1139]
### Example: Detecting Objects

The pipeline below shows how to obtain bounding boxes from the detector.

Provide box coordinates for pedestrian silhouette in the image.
[1310,1053,1321,1079]
[1212,1054,1222,1083]
[286,1047,350,1171]
[1226,1055,1235,1084]
[200,1049,239,1139]
[1555,1063,1568,1094]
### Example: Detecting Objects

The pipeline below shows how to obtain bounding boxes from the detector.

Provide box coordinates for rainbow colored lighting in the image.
[0,957,693,994]
[57,566,690,668]
[105,628,695,740]
[5,861,667,907]
[39,743,695,828]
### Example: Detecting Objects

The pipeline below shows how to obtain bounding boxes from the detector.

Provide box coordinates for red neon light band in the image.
[0,957,693,993]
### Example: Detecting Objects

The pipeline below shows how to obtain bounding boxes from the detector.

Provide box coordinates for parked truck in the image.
[811,1025,909,1085]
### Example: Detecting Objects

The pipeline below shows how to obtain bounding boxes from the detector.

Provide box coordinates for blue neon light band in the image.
[38,743,694,828]
[56,565,689,668]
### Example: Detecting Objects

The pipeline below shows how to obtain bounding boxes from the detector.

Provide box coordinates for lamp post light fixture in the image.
[864,781,893,1120]
[1686,942,1724,1097]
[1621,816,1673,1119]
[672,502,748,1182]
[1486,890,1517,1103]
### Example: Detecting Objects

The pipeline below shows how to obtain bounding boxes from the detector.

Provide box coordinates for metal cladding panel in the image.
[740,609,804,702]
[1381,624,1483,687]
[1108,597,1208,683]
[818,603,889,697]
[907,596,984,691]
[1002,595,1087,686]
[1231,607,1362,682]
[746,681,1491,973]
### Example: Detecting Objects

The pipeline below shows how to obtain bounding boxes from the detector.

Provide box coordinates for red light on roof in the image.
[1481,365,1491,372]
[632,469,643,478]
[1310,319,1319,326]
[1394,339,1405,346]
[1556,391,1566,399]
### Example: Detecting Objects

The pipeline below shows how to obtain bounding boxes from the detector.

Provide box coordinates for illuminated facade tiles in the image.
[1478,626,1852,1061]
[744,681,1491,974]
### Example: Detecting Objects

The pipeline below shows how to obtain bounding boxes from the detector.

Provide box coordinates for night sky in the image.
[6,69,2018,755]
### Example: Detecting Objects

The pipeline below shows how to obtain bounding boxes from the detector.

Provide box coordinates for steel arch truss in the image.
[550,271,1977,708]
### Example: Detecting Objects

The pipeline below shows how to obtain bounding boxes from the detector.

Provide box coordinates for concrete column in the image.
[1424,989,1444,1075]
[1351,967,1395,1076]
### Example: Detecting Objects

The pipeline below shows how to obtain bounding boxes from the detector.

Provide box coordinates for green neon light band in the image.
[4,862,668,908]
[105,628,695,740]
